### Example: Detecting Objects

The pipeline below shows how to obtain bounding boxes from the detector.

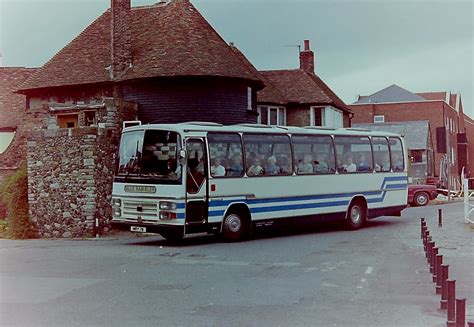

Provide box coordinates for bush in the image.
[0,163,36,239]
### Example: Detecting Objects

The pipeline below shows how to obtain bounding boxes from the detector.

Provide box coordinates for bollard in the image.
[447,280,456,325]
[438,208,443,227]
[431,247,438,276]
[428,239,434,264]
[435,255,443,294]
[455,298,465,327]
[440,265,449,309]
[429,242,436,272]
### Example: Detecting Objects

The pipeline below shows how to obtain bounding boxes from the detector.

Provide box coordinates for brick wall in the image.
[287,105,311,126]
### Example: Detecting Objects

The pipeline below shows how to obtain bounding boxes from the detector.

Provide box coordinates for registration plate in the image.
[131,226,147,233]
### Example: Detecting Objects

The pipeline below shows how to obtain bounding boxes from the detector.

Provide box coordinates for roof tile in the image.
[19,0,262,92]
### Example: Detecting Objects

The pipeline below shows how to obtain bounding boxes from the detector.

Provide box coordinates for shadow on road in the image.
[126,216,404,247]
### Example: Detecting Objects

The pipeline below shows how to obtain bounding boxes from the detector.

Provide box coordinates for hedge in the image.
[0,163,36,239]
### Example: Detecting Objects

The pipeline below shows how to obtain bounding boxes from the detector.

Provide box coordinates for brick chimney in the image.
[299,39,315,74]
[111,0,132,78]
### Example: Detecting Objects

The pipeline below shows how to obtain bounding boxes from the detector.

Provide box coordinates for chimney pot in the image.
[304,40,310,51]
[299,39,315,74]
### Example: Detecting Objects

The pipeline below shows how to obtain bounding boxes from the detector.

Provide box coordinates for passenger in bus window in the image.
[227,155,243,176]
[392,153,404,171]
[314,154,328,173]
[247,157,264,176]
[375,153,391,172]
[357,153,371,172]
[210,158,225,177]
[343,155,357,173]
[297,154,314,174]
[266,156,280,175]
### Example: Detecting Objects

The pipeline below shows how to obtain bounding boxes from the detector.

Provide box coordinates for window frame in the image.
[373,115,385,123]
[207,132,245,179]
[292,134,336,176]
[257,106,286,126]
[334,135,374,174]
[242,133,293,178]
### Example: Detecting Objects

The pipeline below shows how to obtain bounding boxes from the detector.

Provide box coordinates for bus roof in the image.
[122,122,403,138]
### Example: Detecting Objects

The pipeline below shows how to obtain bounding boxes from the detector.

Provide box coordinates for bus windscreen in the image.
[117,130,181,183]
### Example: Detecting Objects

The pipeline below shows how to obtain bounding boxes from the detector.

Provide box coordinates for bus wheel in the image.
[160,230,183,242]
[222,212,247,242]
[345,200,366,230]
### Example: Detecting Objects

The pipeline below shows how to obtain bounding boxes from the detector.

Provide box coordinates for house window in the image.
[410,150,424,163]
[247,87,252,111]
[84,111,96,126]
[257,106,286,126]
[57,114,79,129]
[374,115,385,123]
[311,107,324,126]
[311,106,343,128]
[0,131,16,154]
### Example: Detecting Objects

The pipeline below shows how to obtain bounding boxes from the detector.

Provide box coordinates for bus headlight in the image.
[112,198,121,207]
[159,201,177,211]
[113,208,121,217]
[160,212,177,220]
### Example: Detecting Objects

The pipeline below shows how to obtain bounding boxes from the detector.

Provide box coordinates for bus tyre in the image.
[345,201,366,230]
[222,212,247,242]
[414,192,429,207]
[160,230,183,242]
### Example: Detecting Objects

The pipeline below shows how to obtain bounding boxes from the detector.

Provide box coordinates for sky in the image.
[0,0,473,116]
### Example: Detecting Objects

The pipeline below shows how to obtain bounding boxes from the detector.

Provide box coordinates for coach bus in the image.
[111,122,408,241]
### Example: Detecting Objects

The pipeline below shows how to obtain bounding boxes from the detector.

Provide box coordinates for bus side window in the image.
[389,137,405,172]
[372,137,391,172]
[208,133,243,178]
[243,134,292,176]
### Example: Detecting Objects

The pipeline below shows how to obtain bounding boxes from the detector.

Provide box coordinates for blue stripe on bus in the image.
[184,176,407,219]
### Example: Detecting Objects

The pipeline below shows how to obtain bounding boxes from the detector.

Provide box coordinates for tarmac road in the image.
[0,202,472,327]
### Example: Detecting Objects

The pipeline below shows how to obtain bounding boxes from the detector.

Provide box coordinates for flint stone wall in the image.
[26,97,137,238]
[27,127,115,238]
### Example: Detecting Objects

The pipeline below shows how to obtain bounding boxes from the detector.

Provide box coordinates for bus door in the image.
[185,138,209,227]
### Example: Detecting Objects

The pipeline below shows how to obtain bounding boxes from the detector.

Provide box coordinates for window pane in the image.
[372,137,391,172]
[293,135,335,175]
[269,108,278,126]
[313,108,323,126]
[243,134,292,176]
[186,140,206,193]
[334,136,373,173]
[278,108,286,126]
[208,133,243,177]
[142,130,180,178]
[260,107,268,125]
[389,137,405,172]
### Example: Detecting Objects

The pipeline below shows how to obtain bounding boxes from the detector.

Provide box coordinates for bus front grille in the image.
[123,201,158,218]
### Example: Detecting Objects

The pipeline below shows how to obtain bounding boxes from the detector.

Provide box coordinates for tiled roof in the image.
[0,67,37,128]
[354,84,425,104]
[258,69,351,112]
[0,67,37,169]
[18,0,262,92]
